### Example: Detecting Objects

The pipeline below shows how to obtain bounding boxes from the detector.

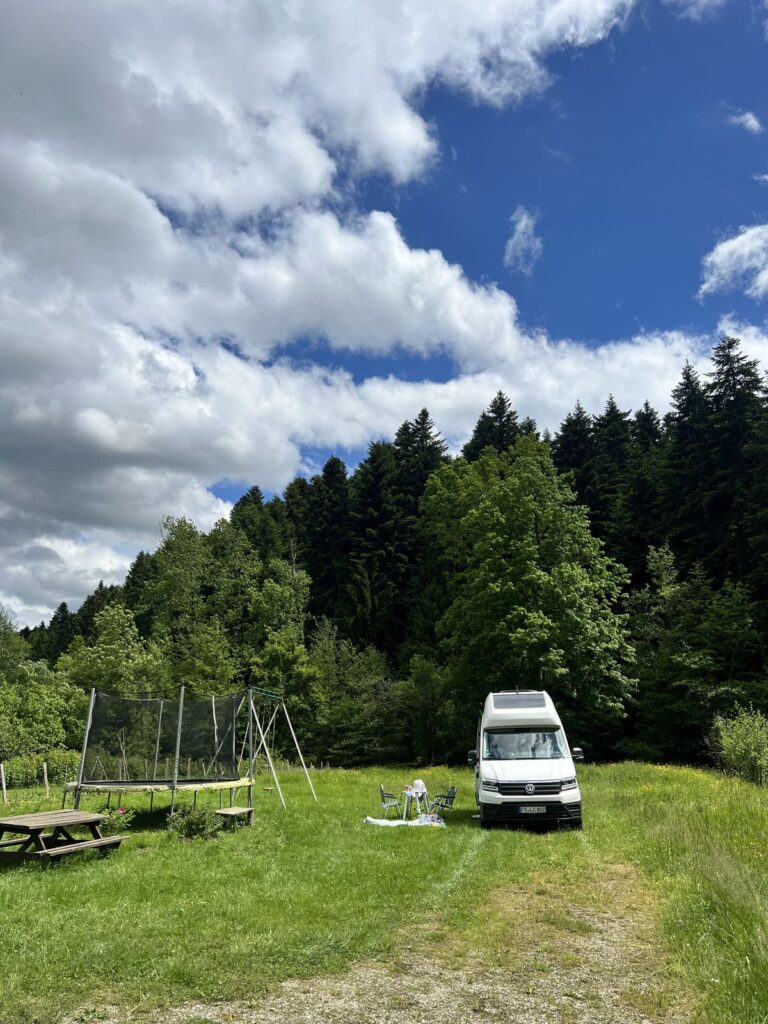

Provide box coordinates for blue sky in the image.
[2,0,768,621]
[339,1,766,352]
[212,0,768,502]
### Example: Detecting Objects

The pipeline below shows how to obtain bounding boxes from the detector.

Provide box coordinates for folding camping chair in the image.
[379,784,401,818]
[430,785,458,814]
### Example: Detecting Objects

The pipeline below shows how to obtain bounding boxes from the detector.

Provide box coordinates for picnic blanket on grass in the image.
[364,813,445,828]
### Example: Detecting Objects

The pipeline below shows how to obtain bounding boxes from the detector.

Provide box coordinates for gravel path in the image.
[82,860,695,1024]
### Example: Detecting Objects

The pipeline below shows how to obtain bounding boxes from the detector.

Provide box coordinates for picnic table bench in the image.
[0,810,126,861]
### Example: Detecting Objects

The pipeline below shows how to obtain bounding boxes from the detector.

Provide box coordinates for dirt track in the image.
[81,861,695,1024]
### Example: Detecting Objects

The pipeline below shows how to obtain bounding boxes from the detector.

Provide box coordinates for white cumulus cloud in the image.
[699,224,768,300]
[503,207,543,276]
[5,0,752,627]
[663,0,730,20]
[727,111,764,135]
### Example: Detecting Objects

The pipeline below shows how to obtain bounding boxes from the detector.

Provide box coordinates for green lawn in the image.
[1,764,768,1024]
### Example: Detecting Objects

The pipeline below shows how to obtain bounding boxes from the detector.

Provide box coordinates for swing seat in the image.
[215,806,253,826]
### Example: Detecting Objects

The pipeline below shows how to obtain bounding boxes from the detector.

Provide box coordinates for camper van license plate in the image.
[519,805,547,814]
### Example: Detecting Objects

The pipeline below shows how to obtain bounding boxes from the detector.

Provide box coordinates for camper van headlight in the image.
[561,777,578,791]
[480,778,499,791]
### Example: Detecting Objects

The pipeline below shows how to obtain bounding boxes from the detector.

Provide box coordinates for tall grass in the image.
[588,763,768,1024]
[2,764,768,1023]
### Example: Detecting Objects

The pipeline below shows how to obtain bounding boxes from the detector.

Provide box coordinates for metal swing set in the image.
[63,684,317,820]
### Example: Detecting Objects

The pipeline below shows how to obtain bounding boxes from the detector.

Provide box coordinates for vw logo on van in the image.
[525,783,536,794]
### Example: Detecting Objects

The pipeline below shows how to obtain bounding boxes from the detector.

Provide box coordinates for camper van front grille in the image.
[496,781,562,796]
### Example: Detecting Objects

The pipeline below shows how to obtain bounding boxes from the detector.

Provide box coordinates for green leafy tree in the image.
[422,437,635,752]
[57,603,172,696]
[299,620,408,764]
[0,662,87,760]
[0,606,30,681]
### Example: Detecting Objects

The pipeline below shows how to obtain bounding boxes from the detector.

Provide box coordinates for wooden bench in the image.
[215,806,253,826]
[37,835,126,859]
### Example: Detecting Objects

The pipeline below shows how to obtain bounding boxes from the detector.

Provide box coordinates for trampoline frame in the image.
[64,685,317,817]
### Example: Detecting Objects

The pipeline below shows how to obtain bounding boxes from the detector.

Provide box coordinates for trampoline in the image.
[63,685,316,815]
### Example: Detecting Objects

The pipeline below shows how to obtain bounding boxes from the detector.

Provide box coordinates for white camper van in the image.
[468,691,583,828]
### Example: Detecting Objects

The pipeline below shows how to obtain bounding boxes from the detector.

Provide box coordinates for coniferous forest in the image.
[4,335,768,768]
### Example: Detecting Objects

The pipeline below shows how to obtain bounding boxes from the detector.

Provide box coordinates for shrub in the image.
[711,708,768,786]
[98,806,136,835]
[4,753,39,788]
[167,807,223,840]
[3,749,80,787]
[44,749,81,784]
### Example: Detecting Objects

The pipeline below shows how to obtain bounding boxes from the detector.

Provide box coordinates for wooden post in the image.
[0,763,7,805]
[42,761,50,799]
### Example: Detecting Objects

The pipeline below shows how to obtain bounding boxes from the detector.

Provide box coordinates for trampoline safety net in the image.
[82,690,247,784]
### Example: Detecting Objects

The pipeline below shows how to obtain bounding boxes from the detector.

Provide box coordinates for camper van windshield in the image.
[483,728,565,760]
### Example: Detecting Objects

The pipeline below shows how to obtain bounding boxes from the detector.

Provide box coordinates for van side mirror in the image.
[467,749,478,767]
[571,747,584,762]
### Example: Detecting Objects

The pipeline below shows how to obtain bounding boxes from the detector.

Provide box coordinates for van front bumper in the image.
[480,799,582,825]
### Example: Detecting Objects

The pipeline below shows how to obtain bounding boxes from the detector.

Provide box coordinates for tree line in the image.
[4,335,768,767]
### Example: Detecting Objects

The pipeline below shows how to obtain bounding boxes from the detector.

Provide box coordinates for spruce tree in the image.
[45,602,78,664]
[632,401,662,451]
[744,398,768,604]
[347,441,402,651]
[462,391,519,461]
[552,402,595,505]
[73,581,122,639]
[608,401,664,584]
[306,457,353,623]
[585,395,632,546]
[230,486,288,561]
[660,361,710,572]
[123,551,159,637]
[702,336,764,582]
[391,409,449,662]
[284,477,312,565]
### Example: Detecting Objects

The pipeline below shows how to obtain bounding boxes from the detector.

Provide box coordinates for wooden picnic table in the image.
[0,810,126,861]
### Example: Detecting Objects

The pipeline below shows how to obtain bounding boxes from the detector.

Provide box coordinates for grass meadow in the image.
[1,764,768,1023]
